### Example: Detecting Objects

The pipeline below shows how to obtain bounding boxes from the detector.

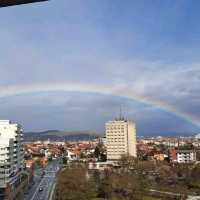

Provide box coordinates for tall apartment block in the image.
[0,120,24,199]
[106,119,137,160]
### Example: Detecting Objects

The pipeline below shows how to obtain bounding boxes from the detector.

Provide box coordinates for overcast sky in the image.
[0,0,200,135]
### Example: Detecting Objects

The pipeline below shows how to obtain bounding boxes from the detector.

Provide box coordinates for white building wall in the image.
[177,151,196,163]
[0,120,24,188]
[127,121,137,157]
[0,139,15,187]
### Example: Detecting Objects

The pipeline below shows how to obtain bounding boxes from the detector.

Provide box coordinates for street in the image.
[24,159,60,200]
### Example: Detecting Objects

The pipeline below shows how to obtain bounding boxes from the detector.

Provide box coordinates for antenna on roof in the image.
[119,105,125,120]
[119,105,122,120]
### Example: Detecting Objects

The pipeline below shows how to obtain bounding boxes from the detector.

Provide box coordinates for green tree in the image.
[94,143,106,161]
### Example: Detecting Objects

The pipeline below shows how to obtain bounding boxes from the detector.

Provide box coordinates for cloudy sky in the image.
[0,0,200,135]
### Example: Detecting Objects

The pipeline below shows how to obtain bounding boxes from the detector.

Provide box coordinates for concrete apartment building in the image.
[170,148,196,163]
[0,120,25,199]
[106,119,137,160]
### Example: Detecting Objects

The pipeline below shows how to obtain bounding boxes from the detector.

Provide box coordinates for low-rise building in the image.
[170,148,196,163]
[153,153,168,161]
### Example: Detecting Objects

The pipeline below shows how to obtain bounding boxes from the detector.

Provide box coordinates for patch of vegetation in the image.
[55,157,200,200]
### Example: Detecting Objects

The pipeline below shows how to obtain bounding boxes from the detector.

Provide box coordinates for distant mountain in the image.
[24,130,100,142]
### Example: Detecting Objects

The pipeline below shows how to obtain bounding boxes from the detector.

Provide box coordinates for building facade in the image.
[106,119,137,160]
[0,120,24,189]
[170,148,196,163]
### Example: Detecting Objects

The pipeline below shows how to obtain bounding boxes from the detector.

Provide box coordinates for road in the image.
[24,159,60,200]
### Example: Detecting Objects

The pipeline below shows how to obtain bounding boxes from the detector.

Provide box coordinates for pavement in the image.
[187,196,200,200]
[150,189,200,200]
[24,159,60,200]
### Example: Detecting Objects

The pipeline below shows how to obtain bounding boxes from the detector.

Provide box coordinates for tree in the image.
[196,149,200,161]
[94,143,106,161]
[94,146,100,160]
[118,155,138,170]
[62,157,68,165]
[56,167,96,200]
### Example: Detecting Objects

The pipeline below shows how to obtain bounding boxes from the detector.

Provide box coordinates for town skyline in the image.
[1,1,200,200]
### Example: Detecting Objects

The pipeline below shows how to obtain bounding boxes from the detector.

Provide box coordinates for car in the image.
[39,187,43,192]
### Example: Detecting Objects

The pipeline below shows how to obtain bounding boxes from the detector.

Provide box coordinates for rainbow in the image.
[0,82,199,127]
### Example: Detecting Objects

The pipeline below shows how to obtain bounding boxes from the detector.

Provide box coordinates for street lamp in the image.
[0,0,48,7]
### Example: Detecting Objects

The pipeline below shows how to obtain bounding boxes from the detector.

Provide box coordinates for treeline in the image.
[55,165,147,200]
[55,157,200,200]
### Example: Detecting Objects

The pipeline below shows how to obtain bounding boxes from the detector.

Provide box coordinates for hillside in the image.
[24,130,100,142]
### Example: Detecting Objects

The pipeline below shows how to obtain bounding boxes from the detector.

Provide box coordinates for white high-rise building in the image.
[0,120,24,188]
[106,119,137,160]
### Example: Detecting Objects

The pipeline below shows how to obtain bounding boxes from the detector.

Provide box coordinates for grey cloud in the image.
[0,91,199,135]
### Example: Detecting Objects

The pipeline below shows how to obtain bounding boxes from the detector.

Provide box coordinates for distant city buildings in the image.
[195,133,200,139]
[106,118,137,160]
[1,117,200,200]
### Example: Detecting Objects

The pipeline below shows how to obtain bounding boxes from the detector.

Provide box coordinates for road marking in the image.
[30,178,44,200]
[28,162,60,200]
